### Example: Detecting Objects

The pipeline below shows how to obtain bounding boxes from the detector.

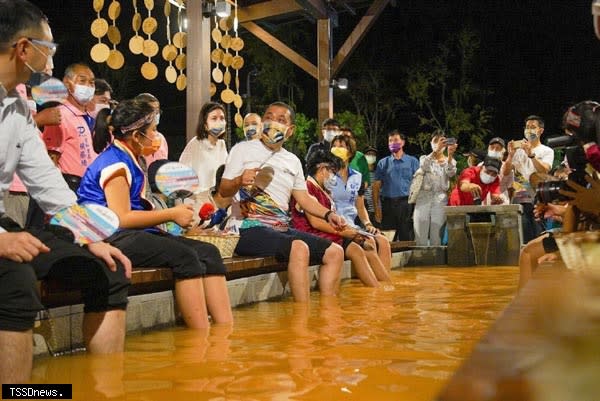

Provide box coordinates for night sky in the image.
[28,0,600,156]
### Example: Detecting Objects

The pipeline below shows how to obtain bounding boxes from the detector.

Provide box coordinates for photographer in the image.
[518,101,600,289]
[504,115,554,243]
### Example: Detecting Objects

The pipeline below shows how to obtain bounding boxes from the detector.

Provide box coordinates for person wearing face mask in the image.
[305,118,341,163]
[328,135,392,271]
[41,62,98,191]
[481,137,513,205]
[88,78,113,119]
[363,146,378,226]
[179,102,228,193]
[79,98,233,328]
[372,130,420,242]
[504,115,554,242]
[134,93,169,166]
[242,112,262,141]
[290,150,391,287]
[219,102,347,302]
[413,132,457,246]
[0,0,134,383]
[449,157,504,206]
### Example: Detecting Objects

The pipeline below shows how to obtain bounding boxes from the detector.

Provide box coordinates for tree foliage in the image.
[335,110,369,151]
[405,29,493,154]
[284,112,316,159]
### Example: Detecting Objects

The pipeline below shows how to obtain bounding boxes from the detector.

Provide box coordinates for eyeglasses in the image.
[12,37,58,56]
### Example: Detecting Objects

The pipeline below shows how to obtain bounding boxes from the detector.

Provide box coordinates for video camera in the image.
[534,135,588,203]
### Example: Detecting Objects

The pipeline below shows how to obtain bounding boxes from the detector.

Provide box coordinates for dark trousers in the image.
[521,203,542,244]
[381,196,414,241]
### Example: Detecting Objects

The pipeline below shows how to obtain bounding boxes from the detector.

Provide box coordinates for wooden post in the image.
[317,18,332,125]
[186,1,211,143]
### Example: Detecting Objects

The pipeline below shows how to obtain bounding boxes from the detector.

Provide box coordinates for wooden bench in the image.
[40,240,416,308]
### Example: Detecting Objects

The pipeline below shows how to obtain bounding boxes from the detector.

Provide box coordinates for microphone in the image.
[197,203,216,228]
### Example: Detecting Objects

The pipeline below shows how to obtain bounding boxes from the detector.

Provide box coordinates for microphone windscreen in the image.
[199,203,216,220]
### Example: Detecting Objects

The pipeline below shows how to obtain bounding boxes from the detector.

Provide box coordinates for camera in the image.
[445,137,457,145]
[534,140,588,203]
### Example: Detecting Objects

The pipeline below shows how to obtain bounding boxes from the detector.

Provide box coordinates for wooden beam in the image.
[186,1,211,142]
[317,19,332,123]
[295,0,328,19]
[331,0,390,76]
[238,0,302,23]
[241,21,318,79]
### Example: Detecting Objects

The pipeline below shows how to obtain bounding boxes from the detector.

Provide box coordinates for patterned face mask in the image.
[262,121,288,144]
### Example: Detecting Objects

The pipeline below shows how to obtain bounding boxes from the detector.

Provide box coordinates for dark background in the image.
[29,0,600,157]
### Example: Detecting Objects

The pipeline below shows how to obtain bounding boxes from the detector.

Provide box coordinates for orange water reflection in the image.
[31,267,518,400]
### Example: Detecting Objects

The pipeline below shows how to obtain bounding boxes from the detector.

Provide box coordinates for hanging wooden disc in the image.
[107,1,121,20]
[231,55,244,70]
[234,112,243,128]
[165,65,177,83]
[162,44,177,61]
[230,37,244,52]
[129,35,144,54]
[93,0,105,12]
[222,52,233,68]
[211,48,224,64]
[132,12,142,31]
[107,25,121,45]
[142,16,157,35]
[220,34,232,50]
[173,32,187,49]
[142,39,159,57]
[211,27,222,44]
[212,67,223,83]
[91,18,109,38]
[233,94,243,109]
[143,0,154,10]
[106,49,125,69]
[209,82,217,97]
[141,61,158,79]
[90,42,110,62]
[223,70,231,86]
[176,74,187,91]
[163,0,171,16]
[175,53,186,70]
[219,17,233,31]
[220,88,235,104]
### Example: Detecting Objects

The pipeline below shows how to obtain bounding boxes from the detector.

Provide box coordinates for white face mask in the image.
[207,121,226,137]
[72,84,94,105]
[154,112,161,126]
[365,155,376,165]
[323,130,337,143]
[479,170,496,184]
[324,173,337,189]
[524,129,538,142]
[26,99,37,113]
[487,150,503,159]
[89,103,109,118]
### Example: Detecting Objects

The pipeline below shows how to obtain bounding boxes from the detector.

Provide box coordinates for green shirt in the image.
[350,151,371,186]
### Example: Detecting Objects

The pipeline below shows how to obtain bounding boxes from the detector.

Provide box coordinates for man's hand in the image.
[326,212,346,231]
[0,232,50,262]
[447,143,458,157]
[87,242,132,279]
[34,107,62,127]
[559,175,600,215]
[364,223,379,235]
[464,183,482,198]
[170,203,194,228]
[491,195,504,205]
[240,168,260,186]
[535,202,567,220]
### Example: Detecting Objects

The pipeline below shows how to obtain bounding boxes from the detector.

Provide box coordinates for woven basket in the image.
[184,234,240,258]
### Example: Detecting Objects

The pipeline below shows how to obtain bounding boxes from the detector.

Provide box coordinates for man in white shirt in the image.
[219,102,346,302]
[505,115,554,243]
[0,0,131,383]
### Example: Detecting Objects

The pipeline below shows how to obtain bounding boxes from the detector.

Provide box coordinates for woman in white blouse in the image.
[179,102,228,191]
[413,132,457,246]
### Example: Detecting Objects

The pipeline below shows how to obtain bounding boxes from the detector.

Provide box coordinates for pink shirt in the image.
[42,100,97,177]
[143,131,169,166]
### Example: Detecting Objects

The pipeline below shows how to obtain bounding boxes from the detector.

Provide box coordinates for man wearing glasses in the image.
[0,0,131,384]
